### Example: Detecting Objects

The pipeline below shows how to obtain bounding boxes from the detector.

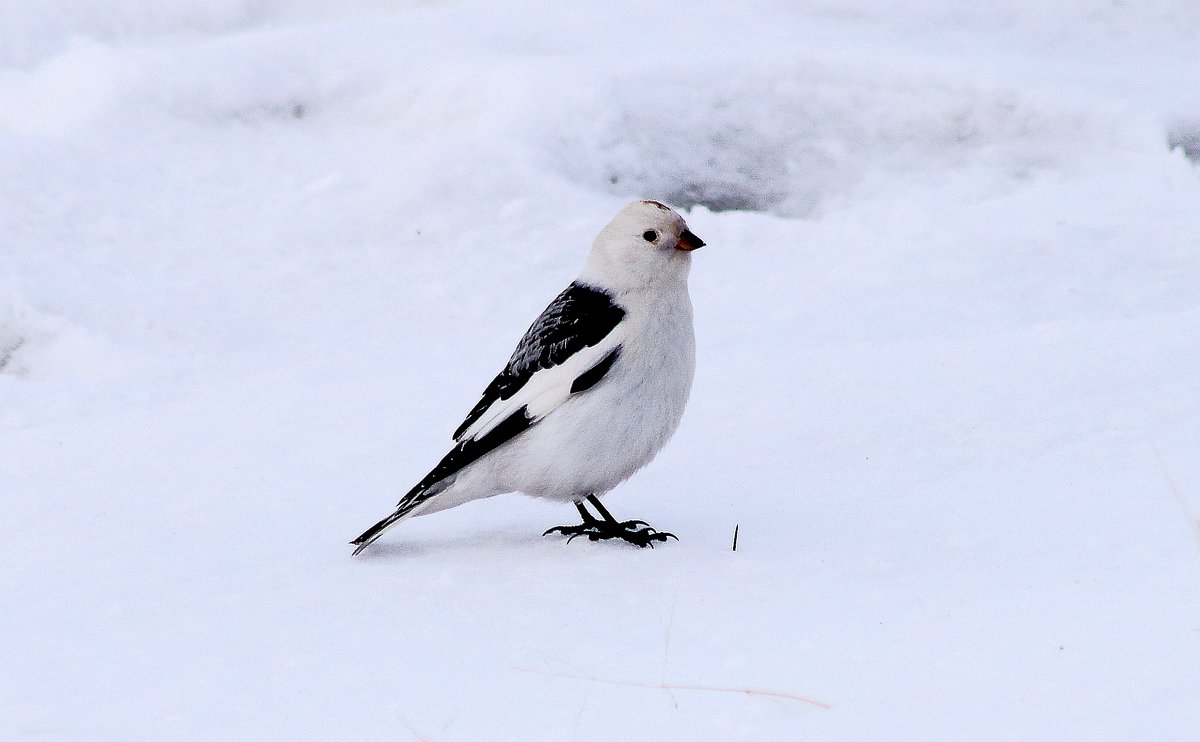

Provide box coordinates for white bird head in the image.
[580,200,705,292]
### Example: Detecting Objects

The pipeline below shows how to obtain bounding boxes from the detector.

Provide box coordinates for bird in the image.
[351,200,704,554]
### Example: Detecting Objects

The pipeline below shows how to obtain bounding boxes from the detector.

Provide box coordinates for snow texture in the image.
[3,1,1200,739]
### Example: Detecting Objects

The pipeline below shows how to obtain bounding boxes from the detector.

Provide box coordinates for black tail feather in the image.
[350,410,533,556]
[350,508,411,556]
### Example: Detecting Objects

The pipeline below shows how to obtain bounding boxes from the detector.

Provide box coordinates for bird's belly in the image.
[488,328,694,499]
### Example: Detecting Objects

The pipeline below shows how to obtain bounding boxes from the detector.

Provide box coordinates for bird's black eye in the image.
[642,230,658,242]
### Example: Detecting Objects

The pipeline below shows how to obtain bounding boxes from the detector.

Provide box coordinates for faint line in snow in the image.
[1149,443,1200,557]
[396,714,431,742]
[513,667,831,710]
[661,596,679,709]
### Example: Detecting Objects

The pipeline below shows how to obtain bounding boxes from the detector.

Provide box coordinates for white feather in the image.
[457,322,627,442]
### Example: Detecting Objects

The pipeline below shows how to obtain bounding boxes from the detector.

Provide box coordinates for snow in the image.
[3,1,1200,739]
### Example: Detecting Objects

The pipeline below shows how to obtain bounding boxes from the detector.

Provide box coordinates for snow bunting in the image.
[351,200,704,553]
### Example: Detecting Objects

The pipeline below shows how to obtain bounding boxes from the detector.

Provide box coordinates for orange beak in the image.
[676,230,706,251]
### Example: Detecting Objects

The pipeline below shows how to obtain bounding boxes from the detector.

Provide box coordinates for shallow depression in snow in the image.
[546,63,1090,217]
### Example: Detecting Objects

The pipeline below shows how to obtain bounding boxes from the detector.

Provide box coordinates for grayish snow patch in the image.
[0,302,127,380]
[1168,120,1200,162]
[0,336,26,375]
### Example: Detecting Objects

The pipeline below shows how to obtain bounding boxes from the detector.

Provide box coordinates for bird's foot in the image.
[543,520,677,548]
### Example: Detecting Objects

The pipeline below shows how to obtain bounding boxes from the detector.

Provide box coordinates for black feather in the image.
[570,347,621,394]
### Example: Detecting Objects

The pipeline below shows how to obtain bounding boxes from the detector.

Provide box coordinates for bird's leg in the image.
[586,494,677,546]
[542,501,601,541]
[586,494,649,530]
[543,495,677,548]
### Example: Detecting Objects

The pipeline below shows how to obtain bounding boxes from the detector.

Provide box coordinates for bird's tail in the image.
[350,504,417,556]
[350,469,454,555]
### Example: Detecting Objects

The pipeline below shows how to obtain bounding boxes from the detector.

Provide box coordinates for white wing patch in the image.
[456,323,626,443]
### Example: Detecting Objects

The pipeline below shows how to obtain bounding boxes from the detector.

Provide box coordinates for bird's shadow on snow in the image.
[352,529,556,560]
[350,528,677,561]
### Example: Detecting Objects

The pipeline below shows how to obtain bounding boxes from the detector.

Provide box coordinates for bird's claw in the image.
[543,520,677,548]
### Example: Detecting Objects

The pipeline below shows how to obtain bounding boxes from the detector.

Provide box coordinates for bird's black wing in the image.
[451,281,626,442]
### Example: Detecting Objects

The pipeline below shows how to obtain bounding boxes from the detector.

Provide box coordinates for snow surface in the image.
[3,1,1200,739]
